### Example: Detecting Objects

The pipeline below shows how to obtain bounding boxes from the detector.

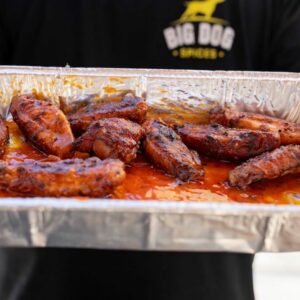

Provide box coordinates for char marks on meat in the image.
[10,95,74,158]
[143,120,203,181]
[74,118,143,163]
[228,145,300,189]
[0,117,8,156]
[176,123,281,160]
[210,106,300,145]
[63,93,148,134]
[0,157,125,197]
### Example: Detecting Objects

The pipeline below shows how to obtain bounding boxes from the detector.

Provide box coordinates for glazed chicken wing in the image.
[62,93,148,134]
[210,106,300,145]
[0,117,8,156]
[228,145,300,189]
[10,95,74,158]
[0,157,125,197]
[74,118,143,163]
[143,120,203,181]
[176,124,280,161]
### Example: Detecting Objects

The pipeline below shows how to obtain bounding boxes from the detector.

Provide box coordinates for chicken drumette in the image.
[61,93,148,135]
[210,106,300,145]
[143,120,203,181]
[10,95,74,158]
[74,118,143,163]
[0,157,125,197]
[228,145,300,189]
[176,123,280,161]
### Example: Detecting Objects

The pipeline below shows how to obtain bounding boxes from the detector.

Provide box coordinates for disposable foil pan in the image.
[0,66,299,253]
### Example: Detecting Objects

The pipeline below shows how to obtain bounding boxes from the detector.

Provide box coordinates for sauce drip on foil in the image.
[1,121,300,204]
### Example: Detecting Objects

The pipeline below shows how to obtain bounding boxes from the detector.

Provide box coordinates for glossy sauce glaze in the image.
[1,121,300,204]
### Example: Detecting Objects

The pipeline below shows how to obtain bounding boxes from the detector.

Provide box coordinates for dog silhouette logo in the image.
[176,0,226,24]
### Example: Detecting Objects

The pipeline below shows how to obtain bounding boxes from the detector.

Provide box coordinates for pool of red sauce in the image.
[1,121,300,204]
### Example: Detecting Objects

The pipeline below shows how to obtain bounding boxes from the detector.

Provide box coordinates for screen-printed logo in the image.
[177,0,226,24]
[163,0,235,60]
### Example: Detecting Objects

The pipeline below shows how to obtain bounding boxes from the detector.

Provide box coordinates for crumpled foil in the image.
[0,66,299,253]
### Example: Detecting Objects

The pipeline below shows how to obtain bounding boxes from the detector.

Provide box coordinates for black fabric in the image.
[0,0,300,299]
[0,248,254,300]
[0,0,299,71]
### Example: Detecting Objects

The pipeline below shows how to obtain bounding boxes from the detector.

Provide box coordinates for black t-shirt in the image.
[0,0,300,71]
[0,0,300,299]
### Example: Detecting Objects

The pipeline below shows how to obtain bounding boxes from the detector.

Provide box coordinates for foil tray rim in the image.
[0,198,299,214]
[0,65,300,81]
[0,66,299,253]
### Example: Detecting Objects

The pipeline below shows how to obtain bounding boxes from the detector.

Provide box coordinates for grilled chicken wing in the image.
[228,145,300,189]
[10,95,74,158]
[74,118,143,163]
[176,124,280,161]
[0,117,8,156]
[143,120,203,181]
[0,157,125,197]
[62,93,148,134]
[210,106,300,145]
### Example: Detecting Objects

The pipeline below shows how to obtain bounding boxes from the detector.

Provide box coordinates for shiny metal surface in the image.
[0,66,299,253]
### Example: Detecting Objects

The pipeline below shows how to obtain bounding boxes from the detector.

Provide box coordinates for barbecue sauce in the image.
[1,121,300,204]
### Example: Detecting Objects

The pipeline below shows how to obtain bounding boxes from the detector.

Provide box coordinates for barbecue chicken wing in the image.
[210,106,300,145]
[228,145,300,189]
[143,120,203,181]
[0,117,8,156]
[61,93,148,134]
[176,124,280,161]
[10,95,74,158]
[0,157,125,197]
[74,118,143,163]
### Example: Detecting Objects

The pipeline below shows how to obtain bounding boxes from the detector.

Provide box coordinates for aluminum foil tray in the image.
[0,66,299,253]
